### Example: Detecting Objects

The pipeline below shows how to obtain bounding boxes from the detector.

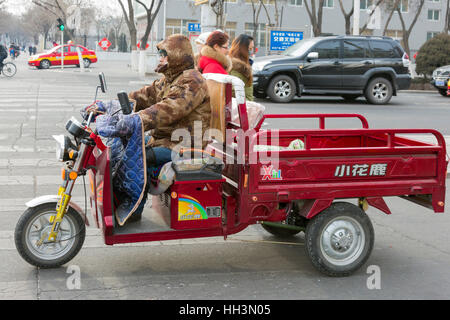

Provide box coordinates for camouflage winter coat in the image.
[129,34,211,150]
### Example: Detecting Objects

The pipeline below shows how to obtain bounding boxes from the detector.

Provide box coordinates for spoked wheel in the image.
[305,202,374,277]
[267,75,296,103]
[83,58,91,68]
[14,203,85,268]
[2,62,17,77]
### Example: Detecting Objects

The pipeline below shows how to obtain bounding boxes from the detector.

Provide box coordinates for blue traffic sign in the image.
[270,31,303,51]
[188,23,201,33]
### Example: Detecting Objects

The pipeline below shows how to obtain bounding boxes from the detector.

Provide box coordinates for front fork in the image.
[39,143,90,245]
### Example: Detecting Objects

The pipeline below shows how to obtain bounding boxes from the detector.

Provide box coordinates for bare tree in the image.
[338,0,384,35]
[117,0,137,51]
[31,0,86,41]
[211,0,226,30]
[337,0,354,35]
[304,0,325,36]
[382,0,401,35]
[249,0,263,46]
[135,0,164,50]
[395,0,425,56]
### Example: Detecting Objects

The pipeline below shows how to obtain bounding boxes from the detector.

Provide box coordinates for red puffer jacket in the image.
[198,46,231,75]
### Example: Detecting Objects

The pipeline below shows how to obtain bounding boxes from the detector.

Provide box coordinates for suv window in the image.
[369,40,399,58]
[312,40,340,59]
[343,40,370,59]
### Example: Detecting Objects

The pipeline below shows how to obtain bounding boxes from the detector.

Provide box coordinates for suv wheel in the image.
[267,75,296,103]
[438,89,449,97]
[365,77,393,105]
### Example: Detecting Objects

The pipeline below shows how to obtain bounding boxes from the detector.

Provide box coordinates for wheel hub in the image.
[320,217,365,266]
[275,81,291,98]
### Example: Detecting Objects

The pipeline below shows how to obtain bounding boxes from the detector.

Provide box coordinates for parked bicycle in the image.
[0,61,17,78]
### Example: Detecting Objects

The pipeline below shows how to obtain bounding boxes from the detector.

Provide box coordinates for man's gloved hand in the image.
[81,101,107,121]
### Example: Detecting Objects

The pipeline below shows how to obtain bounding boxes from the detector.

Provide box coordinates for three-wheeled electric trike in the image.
[14,73,448,276]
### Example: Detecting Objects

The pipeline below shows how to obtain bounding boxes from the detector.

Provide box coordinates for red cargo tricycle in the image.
[14,73,448,276]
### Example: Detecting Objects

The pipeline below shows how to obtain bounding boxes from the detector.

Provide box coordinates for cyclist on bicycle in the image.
[0,43,7,72]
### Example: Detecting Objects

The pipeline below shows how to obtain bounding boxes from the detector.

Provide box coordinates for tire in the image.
[364,77,393,105]
[83,58,91,68]
[39,59,51,69]
[267,75,297,103]
[438,89,449,97]
[305,202,374,277]
[1,62,16,77]
[14,202,85,268]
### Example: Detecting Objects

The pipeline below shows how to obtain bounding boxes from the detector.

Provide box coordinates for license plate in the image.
[436,80,445,86]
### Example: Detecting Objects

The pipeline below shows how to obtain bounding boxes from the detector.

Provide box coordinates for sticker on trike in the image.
[177,195,223,221]
[334,163,388,177]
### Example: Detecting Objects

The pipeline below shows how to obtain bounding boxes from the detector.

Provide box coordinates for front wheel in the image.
[305,202,374,277]
[14,203,85,268]
[2,62,17,77]
[267,75,297,103]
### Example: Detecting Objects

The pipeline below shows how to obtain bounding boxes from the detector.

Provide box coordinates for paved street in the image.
[1,55,450,301]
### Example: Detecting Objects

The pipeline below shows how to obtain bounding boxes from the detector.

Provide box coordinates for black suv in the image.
[252,35,411,104]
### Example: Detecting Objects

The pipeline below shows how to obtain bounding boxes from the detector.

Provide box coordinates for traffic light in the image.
[57,18,65,31]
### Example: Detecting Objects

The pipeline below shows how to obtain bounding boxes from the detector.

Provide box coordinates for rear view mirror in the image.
[99,72,107,93]
[307,52,318,61]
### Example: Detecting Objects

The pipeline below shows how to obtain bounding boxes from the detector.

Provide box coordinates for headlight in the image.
[53,135,67,161]
[52,135,75,162]
[252,61,268,73]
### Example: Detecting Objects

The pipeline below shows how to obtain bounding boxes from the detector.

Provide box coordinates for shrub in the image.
[415,33,450,77]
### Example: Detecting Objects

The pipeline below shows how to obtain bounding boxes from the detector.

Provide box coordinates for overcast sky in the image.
[2,0,122,16]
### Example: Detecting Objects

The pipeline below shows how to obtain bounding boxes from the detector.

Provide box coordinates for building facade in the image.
[134,0,449,56]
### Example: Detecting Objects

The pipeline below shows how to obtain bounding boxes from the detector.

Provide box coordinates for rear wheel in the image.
[14,203,85,268]
[267,75,297,103]
[305,202,374,277]
[365,77,393,105]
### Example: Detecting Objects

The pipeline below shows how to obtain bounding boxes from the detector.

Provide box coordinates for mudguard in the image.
[25,195,90,226]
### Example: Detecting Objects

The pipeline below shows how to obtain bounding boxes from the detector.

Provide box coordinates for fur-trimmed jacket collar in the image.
[199,45,232,72]
[230,57,253,85]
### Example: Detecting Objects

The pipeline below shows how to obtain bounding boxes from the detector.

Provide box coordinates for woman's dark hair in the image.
[229,34,254,63]
[206,30,229,49]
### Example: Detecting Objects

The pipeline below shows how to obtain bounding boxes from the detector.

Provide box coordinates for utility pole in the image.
[353,0,360,35]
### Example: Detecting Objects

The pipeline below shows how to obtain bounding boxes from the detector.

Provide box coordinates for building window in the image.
[224,21,237,41]
[428,9,440,21]
[396,0,408,12]
[245,23,267,48]
[427,32,439,40]
[360,0,373,9]
[428,0,440,2]
[322,0,334,8]
[289,0,303,6]
[166,19,198,37]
